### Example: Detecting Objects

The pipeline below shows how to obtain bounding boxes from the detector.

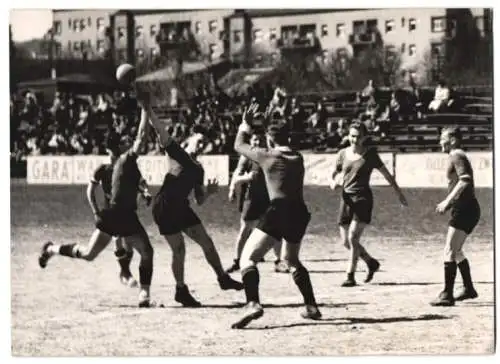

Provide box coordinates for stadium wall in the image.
[25,151,492,188]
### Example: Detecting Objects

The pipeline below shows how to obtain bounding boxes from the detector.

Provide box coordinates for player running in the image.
[38,84,156,308]
[330,122,408,287]
[430,127,480,307]
[231,104,321,329]
[227,132,289,274]
[146,109,243,307]
[87,135,153,288]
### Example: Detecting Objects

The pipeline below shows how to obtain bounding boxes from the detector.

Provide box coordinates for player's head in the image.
[265,121,290,148]
[440,126,462,153]
[250,132,264,148]
[184,127,208,157]
[348,121,368,148]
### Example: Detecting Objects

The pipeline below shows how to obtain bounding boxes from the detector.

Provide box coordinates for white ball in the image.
[116,63,136,85]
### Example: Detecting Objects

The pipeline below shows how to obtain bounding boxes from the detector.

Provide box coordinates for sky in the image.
[9,9,53,42]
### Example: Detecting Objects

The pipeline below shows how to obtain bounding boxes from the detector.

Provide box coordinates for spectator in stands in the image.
[429,80,451,113]
[361,79,376,101]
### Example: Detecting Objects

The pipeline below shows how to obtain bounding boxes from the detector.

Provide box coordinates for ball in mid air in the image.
[116,63,136,85]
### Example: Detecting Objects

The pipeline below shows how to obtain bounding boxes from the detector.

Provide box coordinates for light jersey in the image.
[447,149,476,205]
[235,137,306,203]
[158,141,204,204]
[91,163,114,205]
[335,147,384,194]
[110,150,142,211]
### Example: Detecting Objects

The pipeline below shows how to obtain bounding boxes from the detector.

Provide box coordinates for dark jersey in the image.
[158,141,204,204]
[91,163,114,205]
[235,132,305,203]
[447,149,476,206]
[335,147,384,194]
[110,150,142,211]
[242,159,270,202]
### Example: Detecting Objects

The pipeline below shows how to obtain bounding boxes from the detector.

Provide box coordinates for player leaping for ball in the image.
[38,64,156,308]
[430,127,480,307]
[145,107,244,307]
[87,133,153,288]
[330,122,408,287]
[227,131,289,275]
[231,104,321,329]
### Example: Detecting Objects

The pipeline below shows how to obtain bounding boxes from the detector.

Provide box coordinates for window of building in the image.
[475,16,485,36]
[150,24,157,37]
[409,18,417,31]
[135,26,143,38]
[87,17,92,27]
[73,19,80,32]
[401,17,406,27]
[118,27,125,39]
[401,43,406,53]
[97,40,105,53]
[322,49,329,63]
[385,19,395,33]
[409,44,417,56]
[431,42,444,56]
[195,21,202,35]
[136,48,144,59]
[54,43,62,57]
[321,24,328,37]
[73,42,80,51]
[68,19,72,29]
[209,43,217,61]
[253,29,263,43]
[336,23,345,37]
[53,21,61,35]
[209,20,217,33]
[97,17,105,32]
[79,19,86,32]
[269,28,277,40]
[233,30,242,43]
[431,17,445,32]
[337,47,348,58]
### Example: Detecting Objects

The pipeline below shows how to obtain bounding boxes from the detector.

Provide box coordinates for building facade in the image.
[51,8,491,73]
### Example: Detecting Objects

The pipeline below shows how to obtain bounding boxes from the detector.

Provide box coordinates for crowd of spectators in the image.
[10,77,460,163]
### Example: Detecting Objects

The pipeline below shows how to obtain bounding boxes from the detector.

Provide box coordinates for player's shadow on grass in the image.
[262,302,367,309]
[245,314,452,330]
[308,269,349,274]
[372,282,437,286]
[302,258,346,263]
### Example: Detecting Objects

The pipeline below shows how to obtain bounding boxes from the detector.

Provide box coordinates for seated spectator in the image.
[428,80,452,112]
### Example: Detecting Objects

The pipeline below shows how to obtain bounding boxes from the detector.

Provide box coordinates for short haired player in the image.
[231,104,321,329]
[146,108,243,307]
[87,133,153,288]
[430,127,480,306]
[330,122,408,287]
[38,64,156,308]
[227,131,288,274]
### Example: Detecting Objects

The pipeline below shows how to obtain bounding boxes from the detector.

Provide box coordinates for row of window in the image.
[66,39,107,53]
[115,42,221,60]
[115,19,221,40]
[53,17,106,35]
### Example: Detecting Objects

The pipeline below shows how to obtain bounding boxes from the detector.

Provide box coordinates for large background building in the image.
[49,8,491,79]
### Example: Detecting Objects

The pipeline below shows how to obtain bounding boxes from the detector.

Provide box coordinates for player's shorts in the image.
[240,198,269,222]
[96,207,146,238]
[152,196,201,236]
[257,198,311,244]
[449,198,481,235]
[338,190,374,225]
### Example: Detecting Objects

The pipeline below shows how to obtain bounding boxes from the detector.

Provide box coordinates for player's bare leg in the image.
[226,219,256,273]
[114,237,137,288]
[163,233,201,307]
[39,229,112,268]
[282,240,321,320]
[184,224,243,291]
[123,232,155,308]
[232,229,275,329]
[431,227,473,306]
[340,223,380,285]
[273,240,290,273]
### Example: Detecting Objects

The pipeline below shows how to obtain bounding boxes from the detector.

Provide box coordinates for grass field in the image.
[10,182,495,356]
